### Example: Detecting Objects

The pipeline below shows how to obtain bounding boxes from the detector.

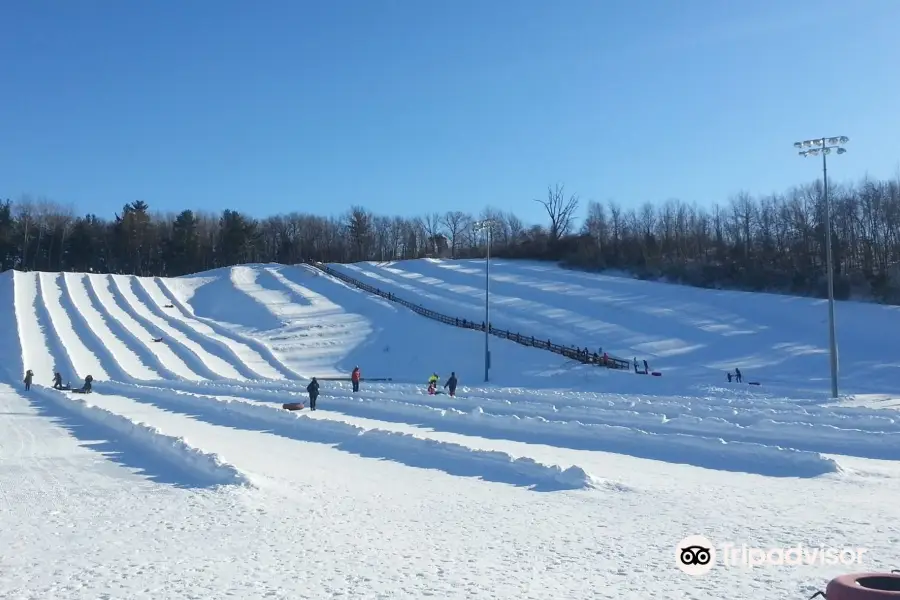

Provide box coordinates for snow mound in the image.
[315,395,842,478]
[104,382,601,491]
[30,385,250,487]
[344,428,598,491]
[139,380,839,478]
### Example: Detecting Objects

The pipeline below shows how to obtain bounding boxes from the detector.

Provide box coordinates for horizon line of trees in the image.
[3,174,900,304]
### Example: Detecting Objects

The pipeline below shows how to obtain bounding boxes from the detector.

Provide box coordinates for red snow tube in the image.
[824,572,900,599]
[282,402,304,411]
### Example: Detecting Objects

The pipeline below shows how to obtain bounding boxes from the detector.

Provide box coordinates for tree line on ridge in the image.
[2,176,900,304]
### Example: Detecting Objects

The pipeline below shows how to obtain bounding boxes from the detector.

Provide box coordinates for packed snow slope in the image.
[1,263,900,599]
[330,258,900,399]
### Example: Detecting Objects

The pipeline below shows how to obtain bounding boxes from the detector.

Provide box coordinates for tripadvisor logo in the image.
[676,535,867,576]
[677,535,715,576]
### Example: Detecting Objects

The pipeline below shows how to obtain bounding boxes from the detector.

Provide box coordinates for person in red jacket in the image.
[351,366,360,392]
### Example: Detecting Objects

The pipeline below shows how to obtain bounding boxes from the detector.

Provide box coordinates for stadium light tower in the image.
[473,219,495,383]
[794,135,848,399]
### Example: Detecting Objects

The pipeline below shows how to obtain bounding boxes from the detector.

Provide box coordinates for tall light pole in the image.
[473,219,495,382]
[794,135,848,399]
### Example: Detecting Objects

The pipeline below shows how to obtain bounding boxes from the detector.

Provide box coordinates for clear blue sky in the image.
[2,0,898,226]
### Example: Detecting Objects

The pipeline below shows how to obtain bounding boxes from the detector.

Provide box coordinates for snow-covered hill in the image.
[331,258,900,399]
[0,261,898,599]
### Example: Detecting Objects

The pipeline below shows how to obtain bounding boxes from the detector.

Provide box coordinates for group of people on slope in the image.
[302,366,459,411]
[427,372,457,396]
[632,357,651,374]
[302,365,361,411]
[23,369,93,393]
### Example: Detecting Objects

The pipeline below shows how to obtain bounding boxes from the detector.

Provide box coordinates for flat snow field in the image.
[1,262,899,600]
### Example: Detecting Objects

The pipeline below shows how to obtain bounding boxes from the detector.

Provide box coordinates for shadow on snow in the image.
[25,388,230,490]
[108,385,581,492]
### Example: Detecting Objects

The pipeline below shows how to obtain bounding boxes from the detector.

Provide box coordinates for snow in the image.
[1,261,900,599]
[332,259,899,398]
[27,384,249,487]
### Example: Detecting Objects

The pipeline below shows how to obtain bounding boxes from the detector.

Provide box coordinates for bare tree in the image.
[503,211,525,245]
[535,184,579,242]
[419,212,443,255]
[442,211,469,258]
[581,201,607,249]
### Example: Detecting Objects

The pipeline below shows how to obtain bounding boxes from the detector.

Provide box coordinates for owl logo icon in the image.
[676,535,716,576]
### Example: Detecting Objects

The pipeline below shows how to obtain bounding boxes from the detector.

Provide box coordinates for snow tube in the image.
[748,381,760,386]
[651,371,662,377]
[282,402,304,411]
[823,572,900,599]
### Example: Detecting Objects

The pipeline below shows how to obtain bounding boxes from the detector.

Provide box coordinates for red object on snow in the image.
[282,402,304,411]
[817,572,900,599]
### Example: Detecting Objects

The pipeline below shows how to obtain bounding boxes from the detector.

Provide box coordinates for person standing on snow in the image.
[24,369,33,391]
[444,372,458,397]
[306,377,320,410]
[351,366,360,392]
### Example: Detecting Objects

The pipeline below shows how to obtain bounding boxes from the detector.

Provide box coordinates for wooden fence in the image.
[305,261,632,371]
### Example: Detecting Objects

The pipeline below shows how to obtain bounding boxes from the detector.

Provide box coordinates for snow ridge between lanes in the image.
[61,272,161,381]
[109,275,245,381]
[116,379,842,478]
[99,382,602,491]
[148,276,296,380]
[29,385,250,487]
[83,273,204,381]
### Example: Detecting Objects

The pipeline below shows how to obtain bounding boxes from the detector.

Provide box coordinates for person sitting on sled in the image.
[71,375,93,394]
[427,372,439,395]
